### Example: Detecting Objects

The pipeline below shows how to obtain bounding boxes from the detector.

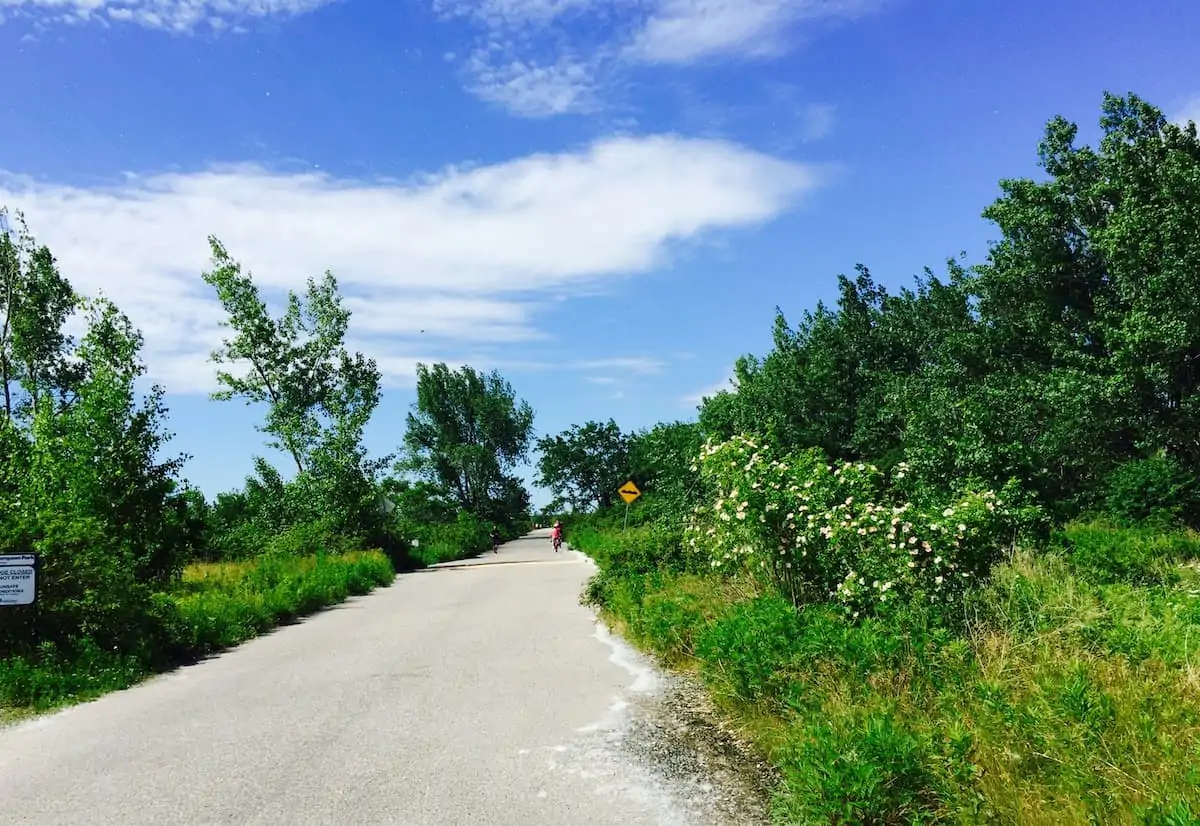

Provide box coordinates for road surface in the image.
[0,531,768,825]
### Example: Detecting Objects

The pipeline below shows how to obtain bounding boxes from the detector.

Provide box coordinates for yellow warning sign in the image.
[618,481,641,504]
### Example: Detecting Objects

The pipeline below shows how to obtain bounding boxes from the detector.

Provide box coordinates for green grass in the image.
[573,522,1200,825]
[168,550,395,657]
[0,550,395,717]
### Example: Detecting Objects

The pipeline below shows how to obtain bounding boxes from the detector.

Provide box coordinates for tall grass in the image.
[0,550,394,715]
[169,551,395,657]
[574,522,1200,824]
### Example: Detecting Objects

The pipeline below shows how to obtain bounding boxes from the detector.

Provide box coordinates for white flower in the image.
[935,576,944,585]
[958,523,967,532]
[943,508,954,517]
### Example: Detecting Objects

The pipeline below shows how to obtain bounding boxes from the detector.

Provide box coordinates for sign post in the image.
[0,553,38,607]
[618,480,641,530]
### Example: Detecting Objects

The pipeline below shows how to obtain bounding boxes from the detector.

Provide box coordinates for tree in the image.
[202,239,387,536]
[202,238,381,477]
[402,362,534,520]
[535,419,631,512]
[627,421,706,522]
[0,209,77,422]
[1,293,189,655]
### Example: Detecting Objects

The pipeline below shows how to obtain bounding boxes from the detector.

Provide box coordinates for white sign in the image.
[0,554,37,607]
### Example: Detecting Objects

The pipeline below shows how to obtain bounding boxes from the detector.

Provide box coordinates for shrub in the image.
[695,593,801,702]
[1056,521,1200,586]
[0,550,395,711]
[775,711,943,825]
[1104,455,1200,528]
[689,435,1019,620]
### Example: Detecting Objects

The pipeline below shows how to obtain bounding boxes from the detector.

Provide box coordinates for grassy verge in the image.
[401,514,530,568]
[0,550,394,718]
[572,522,1200,824]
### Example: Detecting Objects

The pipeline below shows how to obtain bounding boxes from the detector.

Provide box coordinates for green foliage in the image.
[1053,521,1200,586]
[406,510,495,567]
[0,289,190,659]
[1,214,535,716]
[627,421,708,523]
[403,362,534,527]
[776,712,943,826]
[697,94,1200,523]
[0,208,79,421]
[579,519,1200,824]
[201,239,390,550]
[1104,454,1200,527]
[0,551,394,711]
[689,434,1021,620]
[166,551,394,658]
[535,419,630,511]
[695,594,800,702]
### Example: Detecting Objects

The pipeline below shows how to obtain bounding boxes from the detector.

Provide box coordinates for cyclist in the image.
[490,526,501,554]
[551,520,564,552]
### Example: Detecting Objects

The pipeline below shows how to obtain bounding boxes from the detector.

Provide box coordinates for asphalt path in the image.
[0,530,757,825]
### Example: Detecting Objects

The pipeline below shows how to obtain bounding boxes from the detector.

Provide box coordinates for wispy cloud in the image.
[436,0,884,117]
[575,356,665,374]
[1171,94,1200,128]
[1,136,820,393]
[682,372,736,405]
[800,102,837,141]
[0,0,336,31]
[465,52,604,117]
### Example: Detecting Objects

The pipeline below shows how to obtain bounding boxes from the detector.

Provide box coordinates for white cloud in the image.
[1,136,819,394]
[585,375,618,384]
[465,52,603,117]
[627,0,879,64]
[438,0,883,116]
[0,0,337,30]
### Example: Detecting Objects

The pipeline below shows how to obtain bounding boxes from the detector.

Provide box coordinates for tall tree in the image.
[535,419,631,511]
[627,421,706,520]
[0,209,77,422]
[403,363,534,517]
[202,238,383,481]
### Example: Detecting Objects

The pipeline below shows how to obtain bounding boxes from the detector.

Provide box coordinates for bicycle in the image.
[552,534,562,552]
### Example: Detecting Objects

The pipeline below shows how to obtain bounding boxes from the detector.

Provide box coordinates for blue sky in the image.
[2,0,1199,507]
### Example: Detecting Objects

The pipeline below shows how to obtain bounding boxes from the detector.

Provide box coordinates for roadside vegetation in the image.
[548,94,1200,824]
[0,221,535,716]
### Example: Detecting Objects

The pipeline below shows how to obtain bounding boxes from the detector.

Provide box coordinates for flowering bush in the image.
[685,435,1018,618]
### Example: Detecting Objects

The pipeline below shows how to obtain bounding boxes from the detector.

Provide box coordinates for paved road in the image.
[0,531,721,825]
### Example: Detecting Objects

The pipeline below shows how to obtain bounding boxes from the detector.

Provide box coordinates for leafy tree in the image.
[627,421,707,522]
[1,293,188,655]
[402,362,534,522]
[695,93,1200,523]
[202,239,387,539]
[202,238,381,476]
[535,419,631,512]
[0,209,77,422]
